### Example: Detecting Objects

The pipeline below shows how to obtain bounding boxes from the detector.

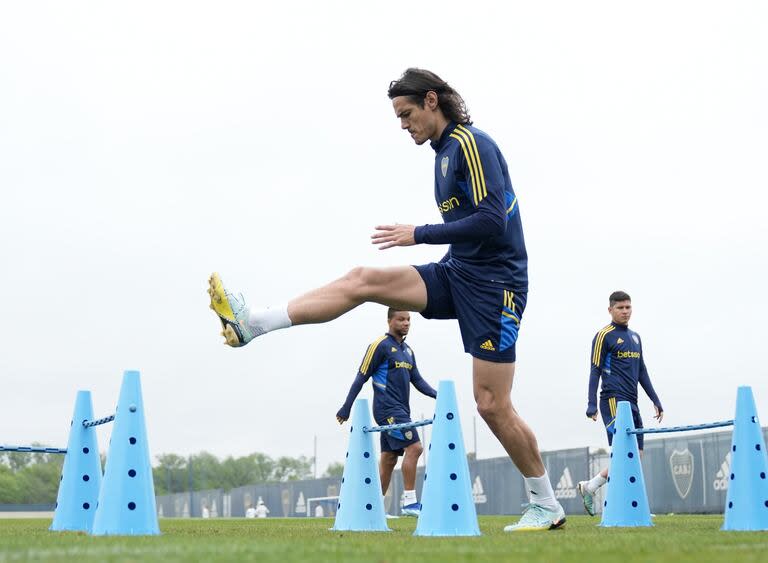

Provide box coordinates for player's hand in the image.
[590,413,598,421]
[336,415,347,425]
[371,224,416,249]
[654,406,664,422]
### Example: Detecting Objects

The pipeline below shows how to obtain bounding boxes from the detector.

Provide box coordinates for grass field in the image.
[1,516,767,562]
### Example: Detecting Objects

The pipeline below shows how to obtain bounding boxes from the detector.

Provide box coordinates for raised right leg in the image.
[208,266,427,346]
[288,265,427,325]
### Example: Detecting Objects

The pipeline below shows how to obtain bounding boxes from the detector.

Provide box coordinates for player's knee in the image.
[381,452,398,467]
[476,396,508,423]
[343,266,380,298]
[476,401,495,422]
[407,442,423,459]
[475,394,495,418]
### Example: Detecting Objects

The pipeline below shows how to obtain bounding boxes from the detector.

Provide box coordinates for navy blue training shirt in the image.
[586,322,663,417]
[414,122,528,291]
[337,333,437,423]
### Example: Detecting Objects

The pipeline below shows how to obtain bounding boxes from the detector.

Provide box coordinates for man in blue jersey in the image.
[209,68,565,531]
[577,291,664,516]
[336,308,437,517]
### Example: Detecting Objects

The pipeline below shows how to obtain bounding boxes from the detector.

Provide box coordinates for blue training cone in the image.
[600,400,652,527]
[415,380,480,537]
[332,398,389,532]
[91,370,160,535]
[50,390,103,532]
[722,386,768,531]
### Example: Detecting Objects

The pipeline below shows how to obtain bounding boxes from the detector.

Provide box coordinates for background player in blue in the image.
[336,308,437,517]
[208,67,565,531]
[578,291,664,516]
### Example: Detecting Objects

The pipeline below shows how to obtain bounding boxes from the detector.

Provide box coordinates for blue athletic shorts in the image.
[378,415,421,456]
[601,397,644,450]
[414,261,527,363]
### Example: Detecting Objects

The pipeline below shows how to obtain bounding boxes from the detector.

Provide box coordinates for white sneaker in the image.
[401,502,421,517]
[503,503,566,532]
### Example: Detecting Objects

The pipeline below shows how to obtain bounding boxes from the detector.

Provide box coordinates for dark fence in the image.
[154,427,768,518]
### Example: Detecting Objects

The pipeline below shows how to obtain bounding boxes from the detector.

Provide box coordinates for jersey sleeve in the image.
[338,338,387,420]
[637,340,662,410]
[414,132,507,245]
[409,353,437,399]
[456,129,508,217]
[586,331,608,416]
[336,372,368,420]
[358,337,387,376]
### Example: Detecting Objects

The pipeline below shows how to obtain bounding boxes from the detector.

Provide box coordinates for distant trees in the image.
[322,461,345,478]
[0,449,64,504]
[152,451,316,495]
[1,448,338,502]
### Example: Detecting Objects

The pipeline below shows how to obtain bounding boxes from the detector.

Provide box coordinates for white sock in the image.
[403,489,417,506]
[247,305,292,334]
[586,474,607,494]
[524,471,559,511]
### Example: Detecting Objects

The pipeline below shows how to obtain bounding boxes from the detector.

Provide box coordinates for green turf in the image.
[1,516,767,562]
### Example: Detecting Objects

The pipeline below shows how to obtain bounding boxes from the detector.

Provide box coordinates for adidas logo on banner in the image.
[480,340,496,351]
[713,452,731,491]
[295,491,306,514]
[555,467,577,499]
[472,475,487,504]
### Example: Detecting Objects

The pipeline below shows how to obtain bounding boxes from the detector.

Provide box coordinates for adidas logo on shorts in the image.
[480,340,496,351]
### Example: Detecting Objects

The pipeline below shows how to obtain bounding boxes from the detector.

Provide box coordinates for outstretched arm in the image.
[336,372,368,423]
[409,359,437,399]
[371,210,504,249]
[586,333,604,419]
[638,354,663,422]
[337,339,385,423]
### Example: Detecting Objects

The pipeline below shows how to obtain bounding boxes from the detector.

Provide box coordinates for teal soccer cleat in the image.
[503,503,566,532]
[208,273,260,347]
[577,481,596,516]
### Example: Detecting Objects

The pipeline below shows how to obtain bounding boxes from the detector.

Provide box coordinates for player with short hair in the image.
[209,67,565,531]
[578,291,664,516]
[336,308,437,517]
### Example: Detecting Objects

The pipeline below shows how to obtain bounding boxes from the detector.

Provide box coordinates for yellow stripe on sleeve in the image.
[456,124,487,201]
[592,325,615,366]
[360,335,387,375]
[449,132,479,205]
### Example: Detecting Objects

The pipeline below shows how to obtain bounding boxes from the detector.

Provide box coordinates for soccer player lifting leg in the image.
[209,68,565,531]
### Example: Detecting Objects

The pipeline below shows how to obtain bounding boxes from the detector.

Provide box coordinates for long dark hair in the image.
[387,68,472,125]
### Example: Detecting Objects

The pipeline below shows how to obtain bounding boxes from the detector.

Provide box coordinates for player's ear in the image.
[425,90,439,110]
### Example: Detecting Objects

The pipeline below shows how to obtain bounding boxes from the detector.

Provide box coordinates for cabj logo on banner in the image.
[669,449,694,499]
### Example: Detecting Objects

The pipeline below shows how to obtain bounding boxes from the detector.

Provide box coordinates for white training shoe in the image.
[401,502,421,517]
[503,503,566,532]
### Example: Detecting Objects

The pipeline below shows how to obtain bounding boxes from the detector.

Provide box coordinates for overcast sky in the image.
[1,1,766,476]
